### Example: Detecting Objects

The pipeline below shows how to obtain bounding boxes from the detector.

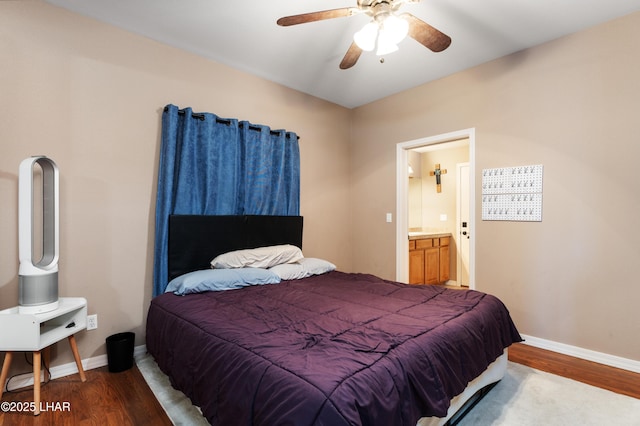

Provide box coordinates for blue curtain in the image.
[152,104,300,296]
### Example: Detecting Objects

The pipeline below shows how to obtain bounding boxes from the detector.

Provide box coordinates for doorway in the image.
[457,162,470,287]
[395,128,476,289]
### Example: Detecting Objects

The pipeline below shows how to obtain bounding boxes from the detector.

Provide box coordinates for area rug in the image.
[457,362,640,426]
[136,354,640,425]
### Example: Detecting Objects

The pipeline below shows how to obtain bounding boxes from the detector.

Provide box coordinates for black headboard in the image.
[168,215,303,281]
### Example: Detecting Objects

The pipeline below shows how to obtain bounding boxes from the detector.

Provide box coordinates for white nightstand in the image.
[0,297,88,415]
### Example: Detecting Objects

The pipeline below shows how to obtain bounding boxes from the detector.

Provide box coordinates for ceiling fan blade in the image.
[277,8,361,26]
[340,42,363,70]
[403,14,451,52]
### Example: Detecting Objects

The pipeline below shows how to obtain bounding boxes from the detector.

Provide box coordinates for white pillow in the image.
[269,258,336,280]
[211,244,303,269]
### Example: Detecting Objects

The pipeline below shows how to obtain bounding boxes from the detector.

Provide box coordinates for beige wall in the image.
[0,2,351,371]
[351,13,640,361]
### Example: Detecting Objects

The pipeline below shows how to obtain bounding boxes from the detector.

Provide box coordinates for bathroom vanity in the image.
[408,233,450,285]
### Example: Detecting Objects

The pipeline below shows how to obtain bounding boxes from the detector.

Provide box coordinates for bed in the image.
[146,215,522,425]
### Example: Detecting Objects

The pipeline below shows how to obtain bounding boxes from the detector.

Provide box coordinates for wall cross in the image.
[429,163,447,193]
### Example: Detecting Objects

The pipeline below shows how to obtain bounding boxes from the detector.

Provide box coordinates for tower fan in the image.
[18,156,60,314]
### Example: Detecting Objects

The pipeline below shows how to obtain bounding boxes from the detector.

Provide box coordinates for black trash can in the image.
[106,332,135,373]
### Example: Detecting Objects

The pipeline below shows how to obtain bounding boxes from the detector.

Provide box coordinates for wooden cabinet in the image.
[408,241,424,284]
[439,241,450,282]
[409,236,450,285]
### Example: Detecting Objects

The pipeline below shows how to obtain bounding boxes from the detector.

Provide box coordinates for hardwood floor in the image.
[0,364,171,426]
[508,342,640,399]
[0,344,638,425]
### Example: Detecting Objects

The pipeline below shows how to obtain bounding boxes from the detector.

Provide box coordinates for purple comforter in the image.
[146,271,521,425]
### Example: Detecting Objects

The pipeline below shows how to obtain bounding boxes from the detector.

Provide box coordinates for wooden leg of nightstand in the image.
[68,334,86,382]
[0,351,13,397]
[33,350,41,415]
[43,346,51,383]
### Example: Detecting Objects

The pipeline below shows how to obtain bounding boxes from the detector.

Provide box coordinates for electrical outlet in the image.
[87,314,98,330]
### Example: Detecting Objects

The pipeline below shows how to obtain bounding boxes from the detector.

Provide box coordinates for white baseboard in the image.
[520,334,640,374]
[3,344,147,392]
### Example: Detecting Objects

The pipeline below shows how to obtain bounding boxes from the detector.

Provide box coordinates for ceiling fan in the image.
[277,0,451,70]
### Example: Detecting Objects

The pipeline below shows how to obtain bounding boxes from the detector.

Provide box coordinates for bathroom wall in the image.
[419,146,469,234]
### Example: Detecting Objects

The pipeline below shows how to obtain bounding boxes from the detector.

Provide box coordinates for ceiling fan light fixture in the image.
[354,22,378,51]
[375,28,399,56]
[354,13,408,57]
[381,14,409,44]
[277,1,452,70]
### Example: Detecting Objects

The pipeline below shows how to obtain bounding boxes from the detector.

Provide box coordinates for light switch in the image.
[386,213,392,223]
[440,214,447,221]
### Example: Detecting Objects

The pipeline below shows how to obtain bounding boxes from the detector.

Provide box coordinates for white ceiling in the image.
[45,0,640,109]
